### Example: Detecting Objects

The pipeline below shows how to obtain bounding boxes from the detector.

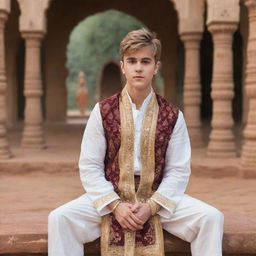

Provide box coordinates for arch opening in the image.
[65,9,165,118]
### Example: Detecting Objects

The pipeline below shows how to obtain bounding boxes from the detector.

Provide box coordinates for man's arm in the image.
[79,103,144,230]
[79,103,120,216]
[151,110,191,219]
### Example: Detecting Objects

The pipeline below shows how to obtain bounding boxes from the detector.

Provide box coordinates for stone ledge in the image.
[0,233,190,255]
[0,147,255,178]
[1,232,256,255]
[0,213,256,255]
[0,158,252,179]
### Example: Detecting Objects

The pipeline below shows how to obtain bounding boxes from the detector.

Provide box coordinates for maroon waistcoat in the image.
[99,92,179,193]
[99,92,179,246]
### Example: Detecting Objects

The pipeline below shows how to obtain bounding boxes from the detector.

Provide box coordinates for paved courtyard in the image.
[0,122,256,255]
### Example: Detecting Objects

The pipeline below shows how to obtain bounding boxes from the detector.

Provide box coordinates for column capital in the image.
[180,32,202,42]
[17,0,50,33]
[0,9,8,23]
[244,0,256,8]
[207,0,240,24]
[180,33,202,52]
[208,22,238,34]
[172,0,205,34]
[0,0,10,13]
[21,31,45,40]
[21,32,44,49]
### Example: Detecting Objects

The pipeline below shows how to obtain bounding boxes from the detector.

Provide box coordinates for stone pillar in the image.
[241,0,256,171]
[0,10,12,158]
[181,32,204,147]
[21,32,46,148]
[207,23,237,157]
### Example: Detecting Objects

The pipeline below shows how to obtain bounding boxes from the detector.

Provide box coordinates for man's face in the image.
[120,46,160,91]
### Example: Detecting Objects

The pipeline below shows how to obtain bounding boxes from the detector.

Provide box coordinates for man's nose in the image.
[135,62,143,72]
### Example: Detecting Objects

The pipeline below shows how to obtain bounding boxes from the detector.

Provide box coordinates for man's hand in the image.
[112,202,144,231]
[131,203,151,224]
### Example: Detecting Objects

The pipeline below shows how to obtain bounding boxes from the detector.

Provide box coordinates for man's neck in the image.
[126,85,152,110]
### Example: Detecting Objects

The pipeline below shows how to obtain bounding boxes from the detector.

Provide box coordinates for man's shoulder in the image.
[99,92,121,108]
[98,92,121,119]
[155,93,179,113]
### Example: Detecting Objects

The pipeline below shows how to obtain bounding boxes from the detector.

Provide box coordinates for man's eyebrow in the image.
[126,57,136,61]
[126,57,153,61]
[141,57,153,61]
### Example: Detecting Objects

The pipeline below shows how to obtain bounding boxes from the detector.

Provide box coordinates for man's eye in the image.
[128,60,136,64]
[142,61,150,64]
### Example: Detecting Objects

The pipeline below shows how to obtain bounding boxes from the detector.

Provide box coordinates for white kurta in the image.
[48,91,224,256]
[79,91,191,218]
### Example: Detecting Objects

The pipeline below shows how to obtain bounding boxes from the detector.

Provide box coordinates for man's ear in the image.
[120,60,125,74]
[154,61,161,75]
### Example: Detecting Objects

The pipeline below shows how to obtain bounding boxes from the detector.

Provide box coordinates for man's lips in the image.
[133,76,144,79]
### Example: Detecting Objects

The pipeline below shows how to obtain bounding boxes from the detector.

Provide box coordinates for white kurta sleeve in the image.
[79,103,120,216]
[151,110,191,219]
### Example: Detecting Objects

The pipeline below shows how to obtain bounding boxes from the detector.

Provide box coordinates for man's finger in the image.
[126,215,143,230]
[126,203,134,209]
[131,203,141,213]
[123,219,137,231]
[130,212,144,225]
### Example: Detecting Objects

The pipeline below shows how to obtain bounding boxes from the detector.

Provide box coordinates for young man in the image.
[48,28,224,256]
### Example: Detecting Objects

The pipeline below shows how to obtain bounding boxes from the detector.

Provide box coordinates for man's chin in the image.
[129,83,151,91]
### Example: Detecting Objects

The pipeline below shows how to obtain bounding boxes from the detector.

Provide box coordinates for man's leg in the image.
[161,194,224,256]
[48,193,101,256]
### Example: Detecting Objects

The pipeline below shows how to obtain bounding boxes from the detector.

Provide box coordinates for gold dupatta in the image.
[101,88,164,256]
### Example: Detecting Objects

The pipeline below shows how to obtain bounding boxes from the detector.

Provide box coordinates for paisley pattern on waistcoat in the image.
[99,90,179,256]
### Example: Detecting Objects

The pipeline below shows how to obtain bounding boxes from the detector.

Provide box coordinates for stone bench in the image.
[0,212,255,256]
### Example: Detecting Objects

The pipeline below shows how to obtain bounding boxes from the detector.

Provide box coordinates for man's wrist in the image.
[147,199,161,216]
[112,200,121,213]
[107,199,121,212]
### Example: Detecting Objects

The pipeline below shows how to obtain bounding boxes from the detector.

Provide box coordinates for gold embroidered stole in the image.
[101,88,164,256]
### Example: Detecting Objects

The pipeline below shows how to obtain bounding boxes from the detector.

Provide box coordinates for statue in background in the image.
[76,71,88,116]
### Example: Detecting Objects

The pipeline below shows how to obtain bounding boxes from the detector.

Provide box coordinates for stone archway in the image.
[98,61,122,101]
[44,0,179,121]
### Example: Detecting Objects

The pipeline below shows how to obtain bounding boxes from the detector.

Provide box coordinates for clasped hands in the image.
[108,201,152,231]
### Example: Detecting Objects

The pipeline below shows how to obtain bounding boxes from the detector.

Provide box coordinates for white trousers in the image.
[48,193,224,256]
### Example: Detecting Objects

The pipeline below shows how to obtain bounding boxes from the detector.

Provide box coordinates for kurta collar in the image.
[125,89,153,111]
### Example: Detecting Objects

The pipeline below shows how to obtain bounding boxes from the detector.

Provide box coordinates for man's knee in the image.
[202,206,224,226]
[48,205,70,227]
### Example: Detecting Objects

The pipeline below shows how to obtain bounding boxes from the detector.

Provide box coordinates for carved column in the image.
[181,32,204,147]
[21,32,46,148]
[241,0,256,170]
[207,24,237,157]
[0,10,12,158]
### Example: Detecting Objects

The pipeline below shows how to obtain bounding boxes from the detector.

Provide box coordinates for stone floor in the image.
[0,121,256,255]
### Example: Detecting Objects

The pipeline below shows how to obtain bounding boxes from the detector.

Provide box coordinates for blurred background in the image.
[0,0,256,255]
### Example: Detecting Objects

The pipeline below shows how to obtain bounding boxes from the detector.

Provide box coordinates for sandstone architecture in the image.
[97,60,122,101]
[0,0,256,174]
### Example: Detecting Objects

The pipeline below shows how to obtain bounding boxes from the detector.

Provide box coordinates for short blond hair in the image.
[120,28,161,62]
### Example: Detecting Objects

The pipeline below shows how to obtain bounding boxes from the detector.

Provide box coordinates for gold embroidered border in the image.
[135,216,164,256]
[101,87,165,256]
[101,216,164,256]
[93,191,119,209]
[151,192,176,212]
[136,92,159,202]
[101,215,125,256]
[118,88,136,202]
